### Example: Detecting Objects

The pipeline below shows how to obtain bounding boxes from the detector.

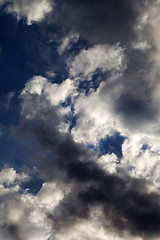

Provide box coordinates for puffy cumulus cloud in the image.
[21,76,75,106]
[97,154,119,174]
[53,0,141,45]
[20,75,75,132]
[120,136,160,185]
[0,167,66,240]
[37,181,69,211]
[5,0,53,25]
[0,192,51,240]
[0,168,29,187]
[71,82,119,144]
[69,44,125,80]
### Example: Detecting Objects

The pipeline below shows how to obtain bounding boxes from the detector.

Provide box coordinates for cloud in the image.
[69,43,125,80]
[53,0,141,45]
[57,31,79,55]
[0,167,66,240]
[120,136,160,184]
[21,76,75,106]
[71,83,118,144]
[54,209,143,240]
[0,168,28,187]
[133,0,160,65]
[3,0,53,25]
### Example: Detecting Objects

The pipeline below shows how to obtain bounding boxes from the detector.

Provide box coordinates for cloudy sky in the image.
[1,0,160,239]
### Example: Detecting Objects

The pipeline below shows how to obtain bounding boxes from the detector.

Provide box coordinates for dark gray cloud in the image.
[51,174,160,240]
[52,0,142,45]
[115,92,156,126]
[7,224,21,240]
[114,61,158,129]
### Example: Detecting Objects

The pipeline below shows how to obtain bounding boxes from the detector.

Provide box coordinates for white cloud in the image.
[0,168,29,186]
[37,181,69,211]
[6,0,53,25]
[71,79,123,144]
[20,76,75,133]
[97,154,118,174]
[69,44,125,80]
[0,192,51,240]
[0,167,68,240]
[21,76,75,106]
[120,135,160,185]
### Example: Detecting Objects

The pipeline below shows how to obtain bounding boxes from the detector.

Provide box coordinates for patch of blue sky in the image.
[20,175,44,195]
[0,93,20,127]
[141,144,150,151]
[0,11,71,94]
[60,96,79,132]
[0,131,36,169]
[97,132,126,160]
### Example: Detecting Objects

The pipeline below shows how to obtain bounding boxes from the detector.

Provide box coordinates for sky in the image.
[1,0,160,239]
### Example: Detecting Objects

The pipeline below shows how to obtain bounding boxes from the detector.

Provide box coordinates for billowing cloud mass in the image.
[1,0,160,240]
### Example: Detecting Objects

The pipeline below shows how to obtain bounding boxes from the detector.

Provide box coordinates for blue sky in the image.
[1,1,160,240]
